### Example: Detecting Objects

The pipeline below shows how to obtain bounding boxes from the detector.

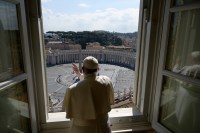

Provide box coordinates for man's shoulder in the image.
[69,80,86,90]
[96,75,113,86]
[97,75,111,80]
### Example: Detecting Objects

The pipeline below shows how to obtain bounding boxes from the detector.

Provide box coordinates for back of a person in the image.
[69,75,112,133]
[71,75,112,117]
[62,56,114,133]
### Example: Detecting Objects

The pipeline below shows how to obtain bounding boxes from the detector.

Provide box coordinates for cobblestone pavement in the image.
[46,63,135,112]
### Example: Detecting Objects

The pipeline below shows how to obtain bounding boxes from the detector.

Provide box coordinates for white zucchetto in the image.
[83,56,99,69]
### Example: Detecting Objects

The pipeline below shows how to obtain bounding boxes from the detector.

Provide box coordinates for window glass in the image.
[0,1,24,82]
[159,76,200,133]
[165,9,200,79]
[0,81,31,133]
[173,0,199,6]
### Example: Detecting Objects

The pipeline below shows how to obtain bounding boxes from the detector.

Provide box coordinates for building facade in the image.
[46,50,136,69]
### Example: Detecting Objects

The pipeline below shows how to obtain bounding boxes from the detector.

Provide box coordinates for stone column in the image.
[79,49,82,72]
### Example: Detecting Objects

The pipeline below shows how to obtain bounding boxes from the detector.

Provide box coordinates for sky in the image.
[41,0,140,33]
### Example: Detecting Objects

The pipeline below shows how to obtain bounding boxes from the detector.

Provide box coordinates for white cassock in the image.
[174,64,200,132]
[62,73,114,133]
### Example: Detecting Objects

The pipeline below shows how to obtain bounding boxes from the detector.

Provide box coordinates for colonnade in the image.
[46,50,136,69]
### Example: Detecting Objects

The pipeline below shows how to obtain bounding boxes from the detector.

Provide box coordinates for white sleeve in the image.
[62,88,70,112]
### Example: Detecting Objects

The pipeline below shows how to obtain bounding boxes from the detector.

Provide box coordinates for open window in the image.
[39,0,155,132]
[3,0,192,132]
[43,0,139,113]
[31,0,165,132]
[153,0,200,133]
[0,0,37,132]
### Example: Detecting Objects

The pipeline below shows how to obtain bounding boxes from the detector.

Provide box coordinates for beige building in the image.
[46,49,135,69]
[106,45,133,52]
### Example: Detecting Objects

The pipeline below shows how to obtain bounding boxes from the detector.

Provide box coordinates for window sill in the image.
[46,107,141,122]
[41,107,150,132]
[47,112,69,122]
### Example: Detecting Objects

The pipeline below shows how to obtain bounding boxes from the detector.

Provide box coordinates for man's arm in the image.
[72,63,81,77]
[72,63,84,80]
[109,80,115,105]
[62,88,70,112]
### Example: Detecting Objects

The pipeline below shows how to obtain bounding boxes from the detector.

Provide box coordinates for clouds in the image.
[41,0,52,3]
[79,3,90,8]
[42,7,139,33]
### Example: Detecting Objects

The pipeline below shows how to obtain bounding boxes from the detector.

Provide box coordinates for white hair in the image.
[191,51,200,63]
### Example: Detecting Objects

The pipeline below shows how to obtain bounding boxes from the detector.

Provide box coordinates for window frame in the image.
[152,0,200,132]
[25,0,166,132]
[24,0,49,125]
[134,0,166,121]
[0,0,37,132]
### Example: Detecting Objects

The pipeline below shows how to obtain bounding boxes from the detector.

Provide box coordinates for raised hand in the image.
[72,63,81,77]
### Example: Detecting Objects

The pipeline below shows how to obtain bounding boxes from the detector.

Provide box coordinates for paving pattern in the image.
[46,63,135,112]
